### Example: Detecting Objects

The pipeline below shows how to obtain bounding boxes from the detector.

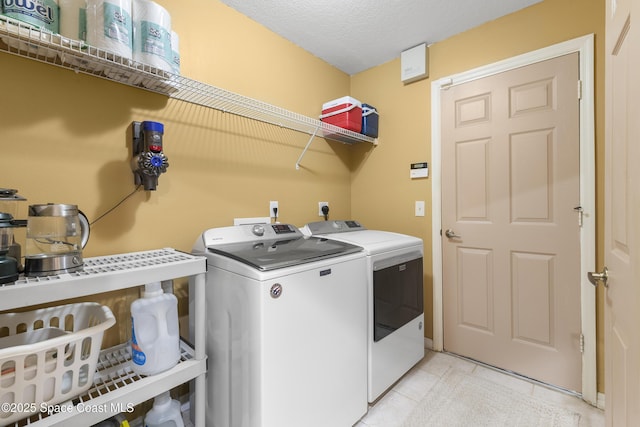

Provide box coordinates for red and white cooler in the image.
[320,96,362,132]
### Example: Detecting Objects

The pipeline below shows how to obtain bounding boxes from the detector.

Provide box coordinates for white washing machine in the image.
[301,220,425,402]
[191,223,368,427]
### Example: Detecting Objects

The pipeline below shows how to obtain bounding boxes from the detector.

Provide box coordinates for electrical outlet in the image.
[318,202,329,216]
[269,201,279,218]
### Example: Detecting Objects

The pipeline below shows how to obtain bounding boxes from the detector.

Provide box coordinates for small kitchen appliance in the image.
[0,213,21,284]
[24,203,90,277]
[0,189,27,272]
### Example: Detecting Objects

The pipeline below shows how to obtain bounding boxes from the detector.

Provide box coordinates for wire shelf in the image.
[0,248,206,311]
[79,249,196,276]
[0,15,377,146]
[6,341,204,426]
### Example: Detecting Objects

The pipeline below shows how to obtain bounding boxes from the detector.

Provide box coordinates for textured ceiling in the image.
[219,0,542,75]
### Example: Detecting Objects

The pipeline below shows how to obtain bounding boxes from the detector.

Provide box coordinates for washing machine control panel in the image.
[203,223,302,246]
[251,224,297,237]
[271,224,297,234]
[251,224,265,236]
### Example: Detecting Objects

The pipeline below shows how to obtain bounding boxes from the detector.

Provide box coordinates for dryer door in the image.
[373,255,423,341]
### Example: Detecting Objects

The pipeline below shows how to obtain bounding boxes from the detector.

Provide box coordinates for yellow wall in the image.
[1,0,357,347]
[351,0,605,392]
[2,0,355,253]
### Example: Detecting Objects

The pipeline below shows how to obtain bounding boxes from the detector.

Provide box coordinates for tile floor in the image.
[355,350,605,427]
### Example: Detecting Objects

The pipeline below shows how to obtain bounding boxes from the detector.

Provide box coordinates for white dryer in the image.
[302,220,424,402]
[191,223,368,427]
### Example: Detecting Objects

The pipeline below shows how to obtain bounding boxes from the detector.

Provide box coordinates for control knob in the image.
[252,224,265,236]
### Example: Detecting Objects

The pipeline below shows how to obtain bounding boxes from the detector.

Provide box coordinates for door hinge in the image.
[440,78,454,90]
[580,333,585,353]
[574,206,584,227]
[577,80,583,100]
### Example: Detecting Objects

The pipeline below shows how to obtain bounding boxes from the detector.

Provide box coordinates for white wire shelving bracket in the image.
[296,125,321,170]
[0,15,378,169]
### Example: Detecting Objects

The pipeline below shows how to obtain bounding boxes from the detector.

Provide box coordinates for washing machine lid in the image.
[203,223,363,271]
[208,236,362,271]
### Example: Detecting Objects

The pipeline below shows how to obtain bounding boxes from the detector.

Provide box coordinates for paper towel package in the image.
[57,0,94,69]
[2,0,60,34]
[86,0,133,60]
[170,30,180,74]
[132,0,172,72]
[59,0,87,41]
[1,0,59,58]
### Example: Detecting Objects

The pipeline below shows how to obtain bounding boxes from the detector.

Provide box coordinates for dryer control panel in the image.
[304,220,366,235]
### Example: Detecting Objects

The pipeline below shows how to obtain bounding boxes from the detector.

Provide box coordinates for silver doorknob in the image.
[588,267,609,288]
[445,229,461,239]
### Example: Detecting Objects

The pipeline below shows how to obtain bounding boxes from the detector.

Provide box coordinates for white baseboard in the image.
[424,337,433,350]
[597,392,605,410]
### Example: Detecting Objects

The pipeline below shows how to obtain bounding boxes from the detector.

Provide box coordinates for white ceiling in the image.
[219,0,543,75]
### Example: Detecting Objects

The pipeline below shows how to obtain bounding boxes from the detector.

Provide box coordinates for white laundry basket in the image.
[0,302,116,424]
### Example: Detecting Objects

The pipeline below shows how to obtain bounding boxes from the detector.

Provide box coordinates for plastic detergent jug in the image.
[130,282,180,376]
[144,391,184,427]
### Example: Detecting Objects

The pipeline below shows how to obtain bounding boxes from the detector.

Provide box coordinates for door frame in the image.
[430,34,597,404]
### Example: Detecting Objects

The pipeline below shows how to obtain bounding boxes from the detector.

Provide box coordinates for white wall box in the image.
[0,248,207,427]
[401,43,429,83]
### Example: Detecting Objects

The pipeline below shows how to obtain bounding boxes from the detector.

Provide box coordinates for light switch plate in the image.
[415,201,425,217]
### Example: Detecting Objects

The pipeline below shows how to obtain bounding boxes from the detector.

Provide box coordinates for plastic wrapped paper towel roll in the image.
[59,0,86,41]
[1,0,59,58]
[170,30,180,74]
[58,0,104,70]
[140,28,179,93]
[132,0,171,72]
[86,0,133,60]
[2,0,60,33]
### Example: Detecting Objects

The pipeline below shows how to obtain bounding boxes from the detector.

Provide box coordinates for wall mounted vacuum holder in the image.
[131,121,169,191]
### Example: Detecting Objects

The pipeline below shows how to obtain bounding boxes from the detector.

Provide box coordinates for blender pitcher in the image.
[24,204,90,277]
[0,213,20,284]
[0,189,27,272]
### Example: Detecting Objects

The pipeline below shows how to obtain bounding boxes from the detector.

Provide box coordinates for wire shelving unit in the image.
[0,248,207,426]
[0,15,377,168]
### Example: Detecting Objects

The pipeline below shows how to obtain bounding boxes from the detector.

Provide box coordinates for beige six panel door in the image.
[604,0,640,424]
[441,53,582,392]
